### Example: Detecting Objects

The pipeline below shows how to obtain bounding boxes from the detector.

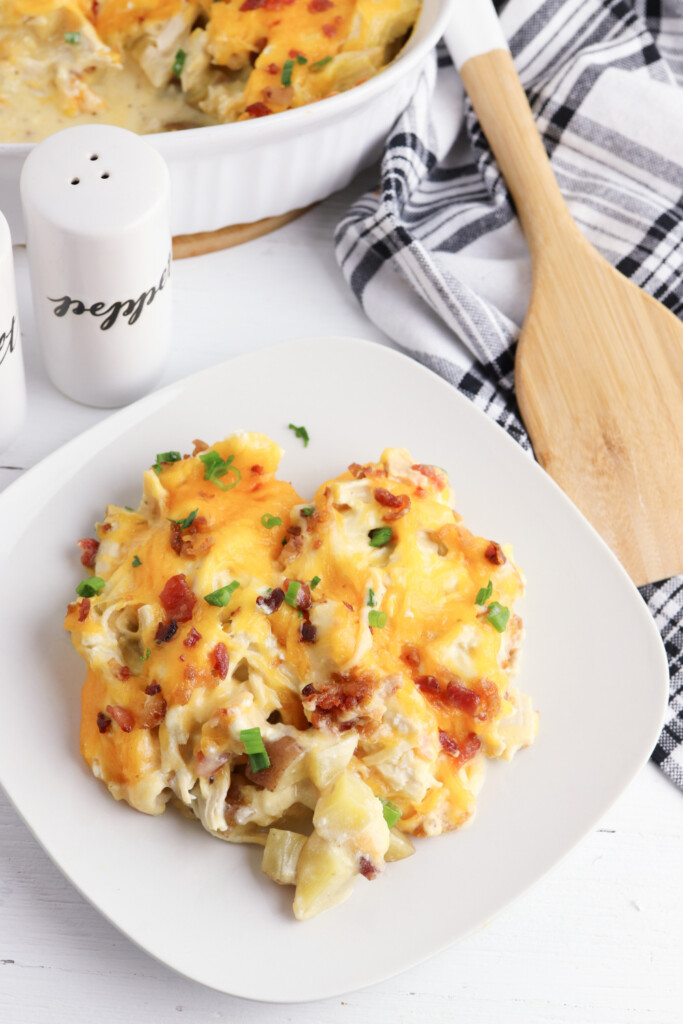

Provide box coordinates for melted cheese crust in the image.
[0,0,420,141]
[66,433,537,918]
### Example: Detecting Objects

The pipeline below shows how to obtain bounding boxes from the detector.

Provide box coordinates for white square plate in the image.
[0,337,668,1002]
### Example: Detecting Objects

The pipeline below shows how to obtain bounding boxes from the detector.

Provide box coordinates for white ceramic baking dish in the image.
[0,0,449,242]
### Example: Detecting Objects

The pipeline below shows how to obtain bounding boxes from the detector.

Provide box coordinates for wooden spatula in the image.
[445,2,683,586]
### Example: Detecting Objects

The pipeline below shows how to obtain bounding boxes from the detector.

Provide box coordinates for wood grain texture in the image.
[460,50,683,586]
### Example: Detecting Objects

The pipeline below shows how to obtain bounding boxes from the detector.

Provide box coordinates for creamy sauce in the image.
[0,60,215,143]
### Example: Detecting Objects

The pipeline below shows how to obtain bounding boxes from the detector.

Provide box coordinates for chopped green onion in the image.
[204,580,240,607]
[64,31,81,44]
[139,647,151,662]
[261,513,282,529]
[486,602,510,633]
[153,451,181,475]
[368,610,387,629]
[199,450,241,491]
[284,580,301,607]
[173,49,186,77]
[124,506,134,512]
[132,555,142,567]
[367,588,376,607]
[300,506,315,517]
[475,580,493,606]
[288,423,310,447]
[168,508,198,530]
[282,538,288,546]
[380,798,401,829]
[369,527,393,548]
[281,58,295,86]
[295,53,307,64]
[310,56,332,72]
[76,576,105,598]
[240,727,271,773]
[310,575,321,590]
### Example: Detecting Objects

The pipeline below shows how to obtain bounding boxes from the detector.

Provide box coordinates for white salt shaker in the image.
[20,125,172,408]
[0,209,26,452]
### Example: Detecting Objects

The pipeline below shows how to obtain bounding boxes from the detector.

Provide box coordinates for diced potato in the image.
[313,770,381,843]
[262,828,306,885]
[385,829,415,863]
[308,733,358,790]
[293,833,357,920]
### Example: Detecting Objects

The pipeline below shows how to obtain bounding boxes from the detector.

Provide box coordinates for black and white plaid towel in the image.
[335,0,683,789]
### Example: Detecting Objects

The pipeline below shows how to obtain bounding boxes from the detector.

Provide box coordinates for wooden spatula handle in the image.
[458,50,577,253]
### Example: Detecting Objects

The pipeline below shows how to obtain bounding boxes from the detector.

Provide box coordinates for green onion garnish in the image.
[284,580,301,607]
[475,580,493,605]
[368,610,387,629]
[153,451,182,475]
[173,49,186,77]
[310,575,321,590]
[64,31,81,44]
[76,576,106,598]
[168,508,198,530]
[281,58,294,86]
[124,506,134,512]
[486,602,510,633]
[132,555,142,567]
[367,588,376,607]
[288,423,310,447]
[260,513,282,529]
[204,580,240,607]
[300,506,315,517]
[139,647,151,662]
[380,798,401,829]
[369,527,393,548]
[240,727,271,773]
[310,56,332,72]
[199,450,241,491]
[295,53,307,64]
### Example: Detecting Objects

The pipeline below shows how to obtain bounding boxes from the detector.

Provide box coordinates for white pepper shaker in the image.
[20,124,172,408]
[0,209,26,452]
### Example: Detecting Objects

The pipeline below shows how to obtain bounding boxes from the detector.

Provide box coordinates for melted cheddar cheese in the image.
[0,0,420,141]
[65,433,537,918]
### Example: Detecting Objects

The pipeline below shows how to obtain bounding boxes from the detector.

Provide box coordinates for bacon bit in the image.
[475,679,501,722]
[192,438,209,455]
[444,680,480,716]
[265,63,280,75]
[239,0,263,9]
[256,587,285,614]
[458,732,482,764]
[374,487,411,521]
[485,541,506,566]
[145,681,161,695]
[359,856,378,880]
[159,574,196,622]
[438,729,459,756]
[196,750,230,778]
[348,462,370,478]
[301,683,315,698]
[300,621,317,643]
[78,598,91,623]
[343,601,354,612]
[113,662,131,681]
[77,537,99,568]
[416,675,441,697]
[401,645,420,669]
[311,672,371,715]
[139,692,167,729]
[169,521,183,554]
[415,486,427,499]
[106,704,135,733]
[211,642,229,680]
[183,627,202,648]
[283,578,311,610]
[245,102,272,118]
[322,18,341,36]
[251,464,265,474]
[100,523,112,533]
[411,464,446,490]
[96,711,111,733]
[155,619,178,644]
[309,0,334,8]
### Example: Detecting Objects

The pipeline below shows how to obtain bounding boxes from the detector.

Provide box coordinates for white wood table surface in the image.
[1,176,682,1024]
